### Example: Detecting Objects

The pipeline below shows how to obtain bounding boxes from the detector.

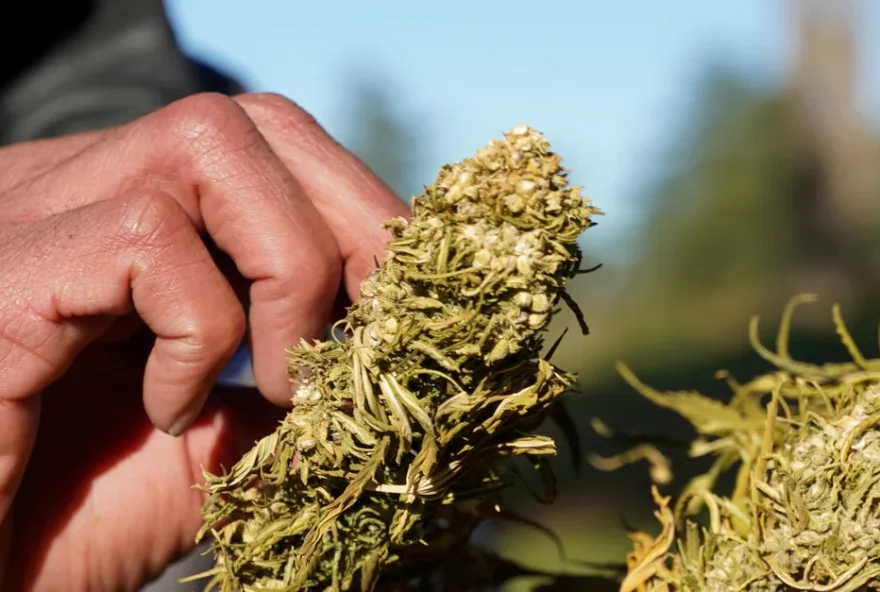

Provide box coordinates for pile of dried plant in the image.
[612,296,880,591]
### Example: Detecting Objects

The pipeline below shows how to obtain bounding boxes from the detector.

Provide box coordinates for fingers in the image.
[0,190,244,433]
[234,93,411,296]
[1,92,411,405]
[3,94,342,404]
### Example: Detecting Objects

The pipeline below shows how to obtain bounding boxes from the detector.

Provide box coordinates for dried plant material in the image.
[185,125,600,591]
[613,296,880,591]
[588,445,673,486]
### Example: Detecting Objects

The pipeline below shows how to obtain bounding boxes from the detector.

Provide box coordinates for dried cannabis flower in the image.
[187,125,599,591]
[615,296,880,592]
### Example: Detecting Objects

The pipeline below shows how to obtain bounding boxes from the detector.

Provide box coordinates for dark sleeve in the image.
[0,0,245,145]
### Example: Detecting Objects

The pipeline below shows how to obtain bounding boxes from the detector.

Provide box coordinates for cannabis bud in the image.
[187,125,599,590]
[615,296,880,592]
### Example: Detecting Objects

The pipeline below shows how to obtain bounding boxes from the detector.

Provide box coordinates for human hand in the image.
[0,93,410,591]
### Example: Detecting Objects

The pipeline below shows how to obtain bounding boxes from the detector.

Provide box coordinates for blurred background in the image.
[5,0,876,589]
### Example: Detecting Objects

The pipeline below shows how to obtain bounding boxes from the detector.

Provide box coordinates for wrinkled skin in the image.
[0,92,409,591]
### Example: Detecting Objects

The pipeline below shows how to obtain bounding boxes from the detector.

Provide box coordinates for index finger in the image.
[234,94,412,297]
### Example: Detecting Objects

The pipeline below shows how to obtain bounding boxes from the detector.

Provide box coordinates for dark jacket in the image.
[0,0,244,144]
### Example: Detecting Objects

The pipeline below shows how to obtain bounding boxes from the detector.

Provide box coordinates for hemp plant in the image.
[610,296,880,592]
[185,125,600,591]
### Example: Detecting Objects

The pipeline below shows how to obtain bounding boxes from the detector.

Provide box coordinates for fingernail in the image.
[167,397,207,437]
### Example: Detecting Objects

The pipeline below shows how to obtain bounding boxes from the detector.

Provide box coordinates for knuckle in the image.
[159,93,257,154]
[312,256,342,296]
[294,256,342,307]
[114,190,190,249]
[187,305,246,362]
[211,300,247,345]
[255,255,342,316]
[235,92,325,137]
[165,334,215,368]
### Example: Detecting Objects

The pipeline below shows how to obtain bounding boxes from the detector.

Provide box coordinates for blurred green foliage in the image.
[496,60,880,588]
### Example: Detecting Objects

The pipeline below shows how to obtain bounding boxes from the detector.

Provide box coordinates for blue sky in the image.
[165,1,879,255]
